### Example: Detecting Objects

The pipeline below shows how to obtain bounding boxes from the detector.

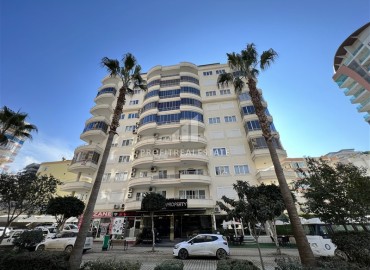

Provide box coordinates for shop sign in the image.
[93,212,112,218]
[165,199,187,209]
[112,212,125,217]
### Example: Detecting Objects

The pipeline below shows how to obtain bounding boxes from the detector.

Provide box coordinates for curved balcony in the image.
[94,87,117,105]
[123,200,142,211]
[135,135,207,150]
[60,180,92,193]
[68,159,99,175]
[80,117,109,143]
[180,105,203,114]
[256,170,296,183]
[180,119,205,132]
[128,176,152,188]
[137,122,158,136]
[90,104,113,118]
[242,114,273,123]
[251,148,287,169]
[69,145,102,174]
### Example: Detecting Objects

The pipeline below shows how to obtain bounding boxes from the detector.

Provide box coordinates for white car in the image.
[173,234,230,260]
[34,226,56,239]
[0,229,25,247]
[63,224,79,232]
[36,231,93,253]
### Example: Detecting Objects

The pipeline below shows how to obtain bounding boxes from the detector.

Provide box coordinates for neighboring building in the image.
[69,62,291,241]
[23,163,40,175]
[324,149,370,175]
[333,22,370,125]
[0,132,26,173]
[37,159,87,199]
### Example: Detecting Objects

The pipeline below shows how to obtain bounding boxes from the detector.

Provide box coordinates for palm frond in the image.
[227,52,242,70]
[240,43,258,70]
[123,53,136,72]
[101,57,120,76]
[250,68,260,79]
[232,77,245,93]
[260,49,278,70]
[217,73,233,88]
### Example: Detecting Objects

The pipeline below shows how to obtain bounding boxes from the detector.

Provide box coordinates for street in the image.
[82,242,300,270]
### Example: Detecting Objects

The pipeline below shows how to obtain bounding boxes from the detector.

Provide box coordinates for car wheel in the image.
[65,245,73,253]
[335,249,349,261]
[216,248,228,260]
[178,248,188,260]
[37,245,45,251]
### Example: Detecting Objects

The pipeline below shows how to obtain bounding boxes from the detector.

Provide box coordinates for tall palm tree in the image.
[0,106,38,146]
[218,43,316,267]
[69,53,146,269]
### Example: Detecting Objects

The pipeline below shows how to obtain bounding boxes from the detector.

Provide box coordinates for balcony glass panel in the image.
[96,87,116,96]
[180,76,199,85]
[82,121,108,133]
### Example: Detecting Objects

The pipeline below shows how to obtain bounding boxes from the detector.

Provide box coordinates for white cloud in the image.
[8,133,76,173]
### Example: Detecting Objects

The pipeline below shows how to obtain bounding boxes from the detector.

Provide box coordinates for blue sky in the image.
[1,0,369,172]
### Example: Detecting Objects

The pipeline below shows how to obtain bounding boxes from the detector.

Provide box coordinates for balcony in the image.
[60,180,92,193]
[68,159,99,175]
[123,200,142,211]
[128,176,152,188]
[250,148,287,169]
[94,87,117,105]
[90,104,113,118]
[134,135,207,150]
[69,145,102,174]
[80,117,109,143]
[256,170,297,183]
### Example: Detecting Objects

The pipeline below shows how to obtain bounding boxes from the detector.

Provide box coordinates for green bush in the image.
[81,259,141,270]
[154,259,184,270]
[275,256,368,270]
[217,259,260,270]
[13,230,44,251]
[331,231,370,266]
[0,250,69,270]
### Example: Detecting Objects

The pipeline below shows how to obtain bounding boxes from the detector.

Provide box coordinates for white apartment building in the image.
[333,22,370,124]
[68,62,288,240]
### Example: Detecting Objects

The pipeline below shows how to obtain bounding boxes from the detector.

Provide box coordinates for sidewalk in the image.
[82,242,300,270]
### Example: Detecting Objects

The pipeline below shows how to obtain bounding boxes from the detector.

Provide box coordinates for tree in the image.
[46,196,85,232]
[217,43,316,266]
[141,192,166,252]
[69,53,146,269]
[218,182,286,270]
[0,106,38,146]
[0,172,60,244]
[295,158,370,224]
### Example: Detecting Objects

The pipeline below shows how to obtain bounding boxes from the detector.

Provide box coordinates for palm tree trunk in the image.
[247,80,316,267]
[151,212,155,252]
[69,86,127,270]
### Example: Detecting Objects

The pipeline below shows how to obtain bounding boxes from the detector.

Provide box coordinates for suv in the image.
[173,234,229,260]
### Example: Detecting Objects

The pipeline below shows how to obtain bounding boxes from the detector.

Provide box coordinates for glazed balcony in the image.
[134,135,207,150]
[80,118,109,143]
[69,145,102,174]
[60,180,92,193]
[90,104,113,118]
[94,87,117,105]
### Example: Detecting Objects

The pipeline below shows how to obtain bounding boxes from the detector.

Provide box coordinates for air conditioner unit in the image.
[153,133,159,138]
[136,122,140,128]
[114,204,120,209]
[149,186,156,192]
[131,172,136,177]
[134,153,138,159]
[133,129,137,134]
[121,204,125,209]
[214,206,221,213]
[128,188,133,193]
[132,168,136,173]
[134,150,139,155]
[153,149,160,155]
[127,193,133,198]
[150,166,157,172]
[137,135,141,140]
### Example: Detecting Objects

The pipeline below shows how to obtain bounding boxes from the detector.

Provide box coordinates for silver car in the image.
[173,234,230,260]
[36,231,93,253]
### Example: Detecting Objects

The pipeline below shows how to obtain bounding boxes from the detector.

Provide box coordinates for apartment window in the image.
[224,116,236,123]
[213,148,227,156]
[125,125,135,132]
[242,106,256,115]
[136,192,145,201]
[203,71,213,76]
[206,91,216,96]
[122,139,133,146]
[120,114,125,119]
[115,172,128,181]
[129,100,139,105]
[140,171,148,177]
[102,173,111,182]
[128,113,139,119]
[239,92,251,101]
[208,117,220,124]
[118,155,130,163]
[215,166,230,175]
[158,170,167,179]
[216,69,226,74]
[134,89,141,94]
[111,142,118,147]
[234,165,250,175]
[246,120,261,131]
[220,89,231,95]
[179,189,205,199]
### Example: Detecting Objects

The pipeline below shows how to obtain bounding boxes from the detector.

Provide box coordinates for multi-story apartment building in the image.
[0,131,27,173]
[333,22,370,124]
[68,62,288,241]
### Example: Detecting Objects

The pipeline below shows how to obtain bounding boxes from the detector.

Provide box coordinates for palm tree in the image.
[217,43,316,267]
[0,106,38,146]
[69,53,146,270]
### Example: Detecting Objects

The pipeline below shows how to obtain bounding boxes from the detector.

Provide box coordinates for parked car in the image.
[63,224,79,232]
[173,234,229,260]
[36,231,93,253]
[0,227,13,237]
[0,229,25,247]
[34,226,56,240]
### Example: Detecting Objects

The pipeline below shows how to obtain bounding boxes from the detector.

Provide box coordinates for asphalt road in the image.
[81,242,300,270]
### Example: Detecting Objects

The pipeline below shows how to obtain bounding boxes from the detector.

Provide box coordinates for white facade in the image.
[69,62,288,240]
